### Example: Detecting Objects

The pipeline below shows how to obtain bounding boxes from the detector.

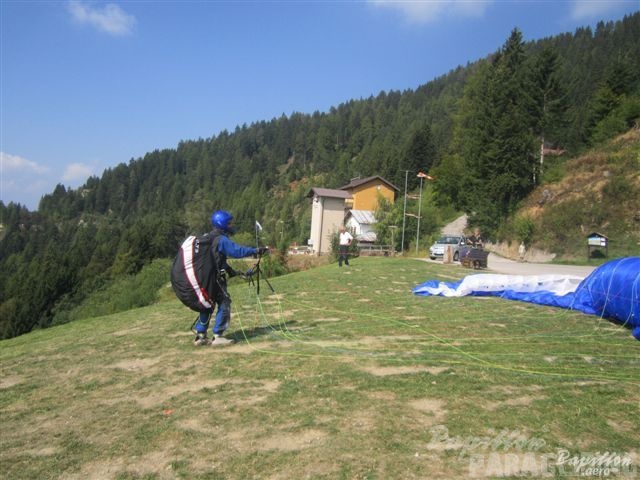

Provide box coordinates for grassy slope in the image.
[1,257,638,479]
[518,129,640,260]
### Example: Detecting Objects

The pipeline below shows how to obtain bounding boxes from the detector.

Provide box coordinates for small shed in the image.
[587,232,609,258]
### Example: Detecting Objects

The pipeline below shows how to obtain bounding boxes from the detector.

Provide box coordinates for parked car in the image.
[429,235,466,261]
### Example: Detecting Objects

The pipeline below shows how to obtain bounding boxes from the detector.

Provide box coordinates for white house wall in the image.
[345,217,361,235]
[310,196,346,255]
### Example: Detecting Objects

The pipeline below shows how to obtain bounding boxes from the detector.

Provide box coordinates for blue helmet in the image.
[211,210,235,234]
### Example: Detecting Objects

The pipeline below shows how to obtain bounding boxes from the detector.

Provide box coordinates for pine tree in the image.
[531,46,568,181]
[402,123,436,190]
[456,29,537,236]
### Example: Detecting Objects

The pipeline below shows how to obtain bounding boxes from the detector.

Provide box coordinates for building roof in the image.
[307,187,352,199]
[340,175,399,192]
[346,209,376,225]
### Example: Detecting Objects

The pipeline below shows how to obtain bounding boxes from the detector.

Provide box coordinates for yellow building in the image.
[340,176,398,211]
[307,176,398,255]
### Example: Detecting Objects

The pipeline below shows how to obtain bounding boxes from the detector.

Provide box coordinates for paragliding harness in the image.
[171,230,227,313]
[171,226,274,332]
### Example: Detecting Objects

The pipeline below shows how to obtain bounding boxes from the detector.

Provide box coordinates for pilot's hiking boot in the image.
[211,335,234,347]
[194,333,210,346]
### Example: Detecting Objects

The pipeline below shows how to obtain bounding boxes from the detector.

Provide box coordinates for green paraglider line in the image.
[231,287,640,386]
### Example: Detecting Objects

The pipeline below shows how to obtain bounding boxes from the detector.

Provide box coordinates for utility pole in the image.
[416,172,431,255]
[416,174,424,254]
[401,170,408,253]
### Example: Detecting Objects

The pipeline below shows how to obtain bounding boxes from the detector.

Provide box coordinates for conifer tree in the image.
[456,29,536,236]
[531,46,567,181]
[402,123,436,190]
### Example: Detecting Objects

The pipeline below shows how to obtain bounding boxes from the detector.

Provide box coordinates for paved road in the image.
[435,214,597,277]
[487,253,596,277]
[420,253,596,278]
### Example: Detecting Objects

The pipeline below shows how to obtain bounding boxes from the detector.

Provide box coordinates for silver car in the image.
[429,235,466,261]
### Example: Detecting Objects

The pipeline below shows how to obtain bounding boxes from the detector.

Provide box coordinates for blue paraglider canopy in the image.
[413,257,640,340]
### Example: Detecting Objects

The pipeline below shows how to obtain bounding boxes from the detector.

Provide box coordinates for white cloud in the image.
[0,154,98,209]
[369,0,492,24]
[62,162,94,182]
[67,0,136,36]
[569,0,630,20]
[0,152,50,174]
[0,153,52,209]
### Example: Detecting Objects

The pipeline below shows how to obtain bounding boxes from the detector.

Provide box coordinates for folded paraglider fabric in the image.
[413,257,640,340]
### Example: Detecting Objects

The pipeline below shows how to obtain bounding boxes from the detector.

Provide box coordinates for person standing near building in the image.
[338,226,353,267]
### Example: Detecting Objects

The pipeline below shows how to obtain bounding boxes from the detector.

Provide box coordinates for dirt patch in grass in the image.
[65,449,173,480]
[135,379,229,408]
[111,357,162,371]
[223,341,294,354]
[345,408,378,433]
[485,395,546,411]
[367,391,396,401]
[312,335,432,349]
[408,398,448,425]
[222,425,328,455]
[266,462,338,480]
[110,325,145,337]
[169,331,195,338]
[0,375,23,389]
[136,377,282,409]
[606,418,637,435]
[487,385,545,395]
[360,365,449,376]
[177,417,211,433]
[258,428,328,452]
[27,446,62,457]
[264,309,297,318]
[234,380,281,407]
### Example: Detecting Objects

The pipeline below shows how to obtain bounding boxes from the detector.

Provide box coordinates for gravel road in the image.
[435,214,597,278]
[486,253,596,277]
[420,254,596,278]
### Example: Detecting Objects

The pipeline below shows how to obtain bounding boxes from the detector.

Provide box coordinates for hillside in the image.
[1,13,639,339]
[507,129,640,260]
[1,257,638,479]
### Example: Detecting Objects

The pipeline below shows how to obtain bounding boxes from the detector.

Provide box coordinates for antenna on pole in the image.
[415,172,432,255]
[416,176,423,254]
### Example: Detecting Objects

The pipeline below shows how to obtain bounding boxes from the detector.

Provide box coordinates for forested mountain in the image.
[1,13,639,339]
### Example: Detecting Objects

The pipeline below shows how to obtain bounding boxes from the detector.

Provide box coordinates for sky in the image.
[1,1,638,211]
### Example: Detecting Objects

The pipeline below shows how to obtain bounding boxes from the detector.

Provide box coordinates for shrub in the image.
[55,259,171,323]
[514,215,535,245]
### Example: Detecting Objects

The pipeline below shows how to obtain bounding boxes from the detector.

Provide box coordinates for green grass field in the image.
[1,257,638,479]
